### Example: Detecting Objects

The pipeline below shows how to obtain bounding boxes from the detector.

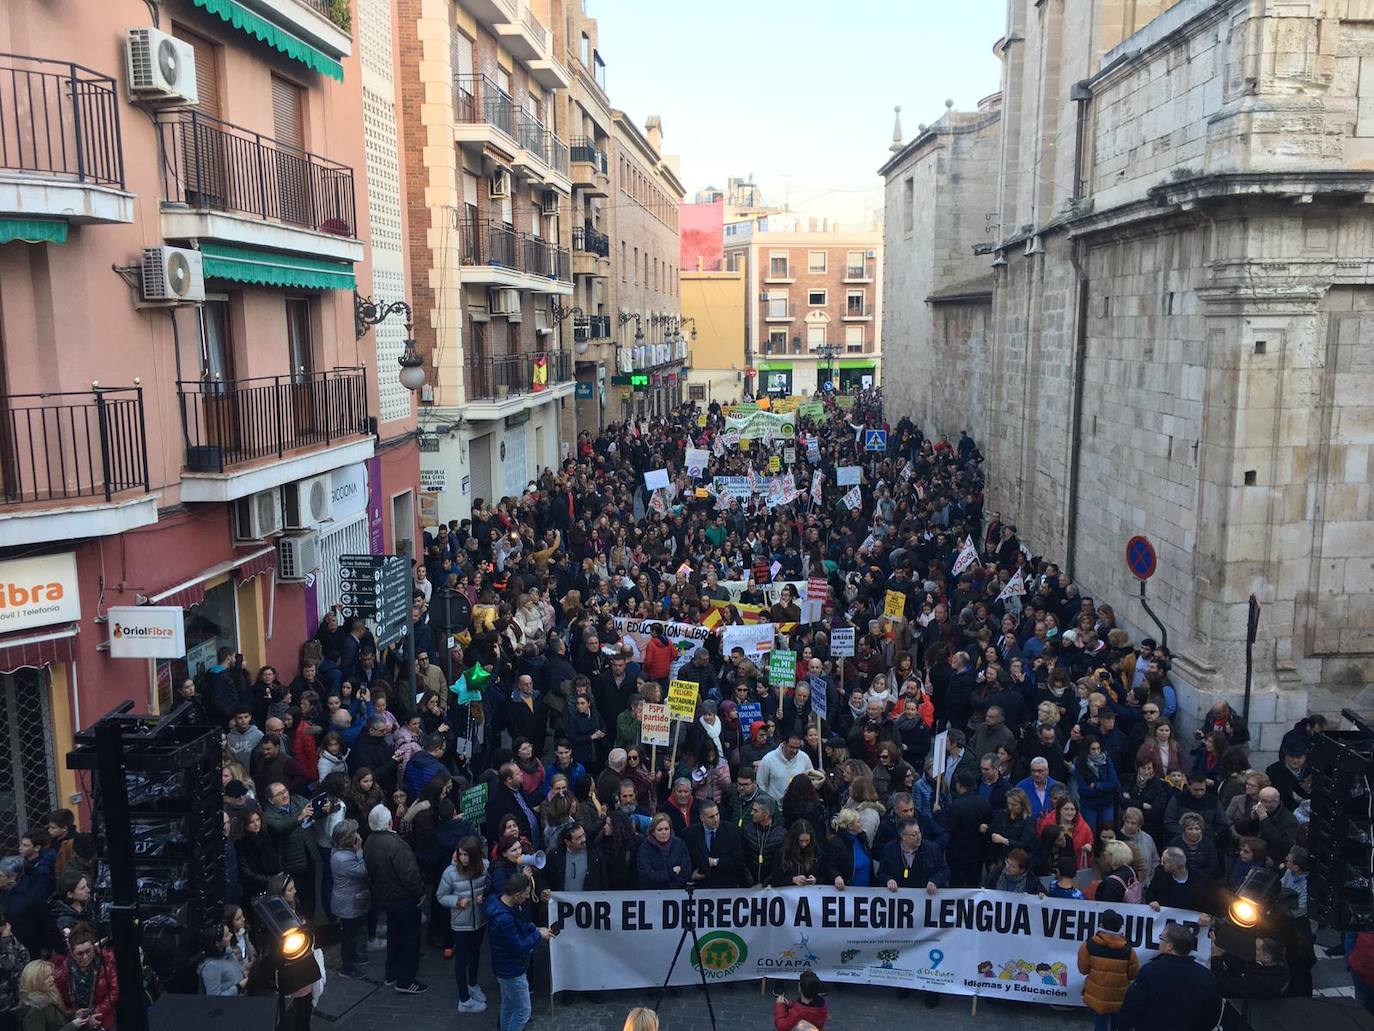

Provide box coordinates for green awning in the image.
[0,218,67,244]
[200,242,355,290]
[190,0,344,80]
[837,360,876,369]
[755,361,792,371]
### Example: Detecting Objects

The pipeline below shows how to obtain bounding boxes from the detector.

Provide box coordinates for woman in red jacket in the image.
[52,925,118,1031]
[775,970,828,1031]
[641,626,677,683]
[1036,795,1095,870]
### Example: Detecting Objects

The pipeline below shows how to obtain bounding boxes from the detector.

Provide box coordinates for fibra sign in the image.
[0,553,81,633]
[108,606,186,659]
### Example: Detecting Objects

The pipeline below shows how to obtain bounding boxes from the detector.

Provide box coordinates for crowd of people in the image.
[0,390,1329,1031]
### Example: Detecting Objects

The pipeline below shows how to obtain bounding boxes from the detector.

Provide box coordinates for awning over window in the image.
[0,623,78,674]
[836,360,877,369]
[148,545,277,609]
[0,218,68,244]
[199,242,356,291]
[190,0,344,80]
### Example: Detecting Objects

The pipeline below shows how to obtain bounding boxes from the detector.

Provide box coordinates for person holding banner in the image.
[683,801,750,889]
[825,809,876,889]
[635,814,692,889]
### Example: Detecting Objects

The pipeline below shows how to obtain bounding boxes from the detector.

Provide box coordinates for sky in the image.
[588,0,1007,228]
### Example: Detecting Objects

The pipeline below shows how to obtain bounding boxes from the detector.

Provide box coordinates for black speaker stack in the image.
[1305,720,1374,930]
[67,701,225,989]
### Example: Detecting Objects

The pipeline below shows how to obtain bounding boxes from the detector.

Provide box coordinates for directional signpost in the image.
[864,429,887,452]
[340,554,412,649]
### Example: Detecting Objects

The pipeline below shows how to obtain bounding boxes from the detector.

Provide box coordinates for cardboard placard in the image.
[640,702,671,746]
[667,680,699,722]
[830,626,856,658]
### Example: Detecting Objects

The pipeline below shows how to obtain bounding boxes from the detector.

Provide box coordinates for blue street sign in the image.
[1126,535,1157,580]
[864,429,887,452]
[575,381,594,399]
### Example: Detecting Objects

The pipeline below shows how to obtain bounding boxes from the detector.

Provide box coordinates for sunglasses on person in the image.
[627,754,641,764]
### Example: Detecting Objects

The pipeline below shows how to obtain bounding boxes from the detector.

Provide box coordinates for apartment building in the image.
[0,0,418,847]
[398,0,576,519]
[610,112,687,422]
[723,215,883,396]
[680,267,747,406]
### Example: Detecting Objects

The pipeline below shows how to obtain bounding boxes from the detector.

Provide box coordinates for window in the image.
[846,250,866,277]
[688,384,706,401]
[808,251,827,273]
[286,297,313,381]
[197,297,233,381]
[807,289,827,307]
[767,329,787,354]
[580,32,590,65]
[766,290,788,318]
[847,290,866,316]
[845,325,865,351]
[633,246,639,284]
[621,241,627,280]
[768,253,789,278]
[903,179,914,233]
[806,324,826,349]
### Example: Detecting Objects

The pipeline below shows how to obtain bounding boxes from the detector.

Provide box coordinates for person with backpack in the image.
[1078,909,1140,1031]
[1094,840,1143,905]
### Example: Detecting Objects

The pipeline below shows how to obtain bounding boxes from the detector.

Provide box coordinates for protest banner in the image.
[712,435,725,458]
[667,679,700,722]
[807,438,821,463]
[810,469,824,505]
[769,649,796,688]
[810,676,828,721]
[549,888,1207,999]
[723,429,741,447]
[721,621,775,659]
[640,702,671,746]
[736,702,762,729]
[459,782,488,824]
[830,626,856,658]
[836,465,860,486]
[725,409,796,440]
[808,577,828,603]
[841,486,862,511]
[645,468,670,490]
[784,447,796,465]
[997,570,1026,602]
[767,454,782,474]
[686,447,710,475]
[719,579,807,606]
[884,589,907,621]
[612,617,711,677]
[953,535,979,576]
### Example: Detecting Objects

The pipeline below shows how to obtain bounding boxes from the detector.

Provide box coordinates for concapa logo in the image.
[691,931,748,979]
[112,623,175,639]
[0,580,65,608]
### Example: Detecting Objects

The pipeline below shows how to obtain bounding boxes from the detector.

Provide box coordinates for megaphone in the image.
[519,851,547,870]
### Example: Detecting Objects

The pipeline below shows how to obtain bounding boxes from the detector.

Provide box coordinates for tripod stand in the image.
[652,885,718,1031]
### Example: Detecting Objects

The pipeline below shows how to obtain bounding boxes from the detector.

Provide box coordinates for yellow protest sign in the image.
[768,455,781,473]
[667,679,699,722]
[697,414,707,427]
[884,589,907,621]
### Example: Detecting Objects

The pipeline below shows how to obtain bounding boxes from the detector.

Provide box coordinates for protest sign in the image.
[769,649,796,688]
[783,447,796,465]
[645,468,670,490]
[807,438,821,463]
[713,436,725,458]
[667,679,699,722]
[932,730,949,786]
[686,448,710,475]
[837,466,860,486]
[612,617,711,676]
[997,570,1026,602]
[807,577,828,603]
[830,626,856,658]
[721,621,775,659]
[736,702,762,728]
[841,486,862,511]
[768,454,781,473]
[640,703,671,746]
[459,782,488,824]
[549,888,1208,999]
[884,590,907,621]
[649,490,668,516]
[810,676,828,720]
[811,470,824,505]
[723,430,741,448]
[953,535,979,576]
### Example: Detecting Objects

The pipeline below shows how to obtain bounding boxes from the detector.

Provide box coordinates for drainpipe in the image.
[1064,80,1093,583]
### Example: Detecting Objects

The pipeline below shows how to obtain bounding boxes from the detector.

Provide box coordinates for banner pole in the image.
[815,713,823,773]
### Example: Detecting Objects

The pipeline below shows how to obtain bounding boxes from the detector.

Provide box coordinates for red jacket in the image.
[54,947,119,1030]
[643,636,676,682]
[774,996,828,1031]
[292,720,320,776]
[1037,810,1095,869]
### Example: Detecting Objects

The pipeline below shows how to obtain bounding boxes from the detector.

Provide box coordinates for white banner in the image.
[952,535,979,575]
[720,580,806,606]
[550,888,1207,1001]
[721,621,775,659]
[613,617,711,677]
[686,448,710,475]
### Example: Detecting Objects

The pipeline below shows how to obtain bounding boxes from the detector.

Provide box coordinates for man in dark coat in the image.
[877,820,949,891]
[545,823,606,892]
[683,801,751,888]
[938,769,992,887]
[486,762,542,851]
[1117,924,1222,1031]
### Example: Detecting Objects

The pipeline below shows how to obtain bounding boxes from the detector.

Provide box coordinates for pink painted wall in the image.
[680,201,724,272]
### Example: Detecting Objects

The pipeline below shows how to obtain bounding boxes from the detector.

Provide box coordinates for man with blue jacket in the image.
[485,871,553,1031]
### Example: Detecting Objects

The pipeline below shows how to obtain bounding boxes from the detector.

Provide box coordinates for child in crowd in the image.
[775,970,828,1031]
[1047,855,1085,899]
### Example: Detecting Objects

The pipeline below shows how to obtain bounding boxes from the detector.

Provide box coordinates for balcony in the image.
[572,224,609,278]
[513,111,569,188]
[573,315,612,343]
[157,110,363,263]
[569,137,610,196]
[464,350,573,403]
[0,54,134,229]
[764,303,794,322]
[458,217,572,293]
[177,367,369,480]
[842,303,872,322]
[844,266,872,283]
[495,0,551,63]
[454,75,515,139]
[521,234,571,283]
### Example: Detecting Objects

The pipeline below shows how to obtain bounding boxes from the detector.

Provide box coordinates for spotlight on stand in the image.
[1229,867,1279,927]
[252,895,320,994]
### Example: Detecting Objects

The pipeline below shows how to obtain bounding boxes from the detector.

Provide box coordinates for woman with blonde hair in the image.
[623,1007,659,1031]
[846,776,886,845]
[824,809,874,890]
[18,960,84,1031]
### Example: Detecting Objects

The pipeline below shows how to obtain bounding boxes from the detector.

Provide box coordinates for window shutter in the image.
[271,76,304,151]
[174,26,220,117]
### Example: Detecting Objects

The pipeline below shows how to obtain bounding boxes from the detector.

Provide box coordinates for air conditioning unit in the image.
[489,169,511,199]
[233,488,283,542]
[540,192,560,216]
[126,28,198,106]
[866,250,876,259]
[534,309,552,335]
[277,531,320,582]
[489,287,521,317]
[141,246,205,304]
[282,474,332,529]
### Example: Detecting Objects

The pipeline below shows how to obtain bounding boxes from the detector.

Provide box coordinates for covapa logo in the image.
[691,931,747,979]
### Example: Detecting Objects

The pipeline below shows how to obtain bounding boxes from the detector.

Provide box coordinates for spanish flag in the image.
[532,355,548,391]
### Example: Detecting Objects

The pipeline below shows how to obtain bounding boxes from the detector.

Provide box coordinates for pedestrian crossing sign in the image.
[864,429,887,451]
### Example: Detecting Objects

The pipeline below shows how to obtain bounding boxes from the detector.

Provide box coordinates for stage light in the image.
[281,927,310,961]
[1228,868,1279,929]
[252,895,320,993]
[1229,896,1261,928]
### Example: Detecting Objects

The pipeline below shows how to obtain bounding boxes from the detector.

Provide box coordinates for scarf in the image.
[698,715,722,748]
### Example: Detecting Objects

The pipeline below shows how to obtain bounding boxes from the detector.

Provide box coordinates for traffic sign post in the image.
[341,554,415,711]
[1123,536,1166,650]
[864,429,887,452]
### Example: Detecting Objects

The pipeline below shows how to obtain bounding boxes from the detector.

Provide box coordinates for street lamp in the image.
[355,291,426,392]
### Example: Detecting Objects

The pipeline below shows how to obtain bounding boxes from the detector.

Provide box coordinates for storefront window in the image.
[154,579,238,712]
